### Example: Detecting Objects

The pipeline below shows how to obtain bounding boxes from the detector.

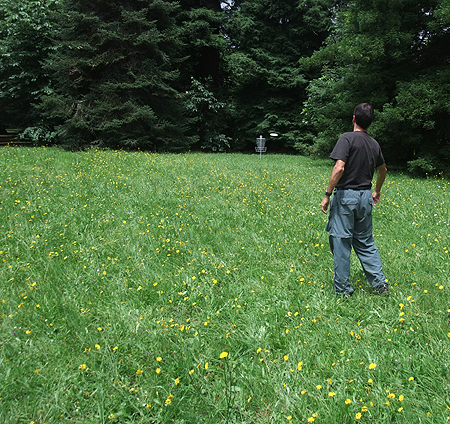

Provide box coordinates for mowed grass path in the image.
[0,147,449,423]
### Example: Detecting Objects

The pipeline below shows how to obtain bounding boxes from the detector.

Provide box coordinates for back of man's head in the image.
[354,103,374,129]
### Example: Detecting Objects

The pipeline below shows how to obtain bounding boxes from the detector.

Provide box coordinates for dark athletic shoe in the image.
[377,283,390,295]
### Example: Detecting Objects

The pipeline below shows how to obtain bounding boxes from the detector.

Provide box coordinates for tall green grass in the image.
[0,147,449,423]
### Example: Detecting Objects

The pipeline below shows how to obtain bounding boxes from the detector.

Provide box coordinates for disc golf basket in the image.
[255,135,267,159]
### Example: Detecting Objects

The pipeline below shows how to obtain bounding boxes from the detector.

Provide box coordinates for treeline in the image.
[1,0,449,171]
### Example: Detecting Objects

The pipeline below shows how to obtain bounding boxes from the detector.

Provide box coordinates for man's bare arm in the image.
[372,163,387,204]
[321,160,345,214]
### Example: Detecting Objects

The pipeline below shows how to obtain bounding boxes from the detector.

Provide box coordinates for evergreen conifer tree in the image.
[175,0,231,151]
[42,0,195,150]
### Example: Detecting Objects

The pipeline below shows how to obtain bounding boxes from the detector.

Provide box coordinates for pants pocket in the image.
[339,198,358,215]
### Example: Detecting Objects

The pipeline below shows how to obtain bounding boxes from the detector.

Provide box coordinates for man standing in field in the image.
[320,103,389,296]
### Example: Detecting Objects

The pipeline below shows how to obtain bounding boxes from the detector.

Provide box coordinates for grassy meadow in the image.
[0,147,449,423]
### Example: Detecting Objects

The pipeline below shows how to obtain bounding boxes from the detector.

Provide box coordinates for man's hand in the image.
[321,196,330,214]
[372,190,381,205]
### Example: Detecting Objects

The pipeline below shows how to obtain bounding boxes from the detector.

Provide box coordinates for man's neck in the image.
[353,123,367,132]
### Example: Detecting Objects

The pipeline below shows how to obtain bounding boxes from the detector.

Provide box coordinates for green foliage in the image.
[0,0,62,128]
[40,0,195,151]
[183,78,230,151]
[19,126,57,146]
[1,0,450,160]
[372,68,450,166]
[298,67,353,155]
[299,0,450,166]
[175,0,232,152]
[176,0,225,85]
[201,133,231,152]
[224,0,334,151]
[407,156,437,176]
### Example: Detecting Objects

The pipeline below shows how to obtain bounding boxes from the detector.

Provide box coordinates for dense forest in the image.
[1,0,449,172]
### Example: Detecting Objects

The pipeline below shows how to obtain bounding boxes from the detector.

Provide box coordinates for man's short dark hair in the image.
[354,103,374,129]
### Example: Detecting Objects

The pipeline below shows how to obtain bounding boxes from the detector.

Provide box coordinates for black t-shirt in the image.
[330,131,385,190]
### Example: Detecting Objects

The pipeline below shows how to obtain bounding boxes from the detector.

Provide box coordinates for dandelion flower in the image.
[297,361,303,371]
[175,378,180,386]
[156,357,162,362]
[368,363,377,370]
[345,399,352,405]
[355,412,362,420]
[219,351,228,359]
[328,392,336,397]
[136,369,143,375]
[156,368,161,374]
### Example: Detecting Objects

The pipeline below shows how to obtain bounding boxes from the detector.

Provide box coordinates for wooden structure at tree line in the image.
[0,131,27,146]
